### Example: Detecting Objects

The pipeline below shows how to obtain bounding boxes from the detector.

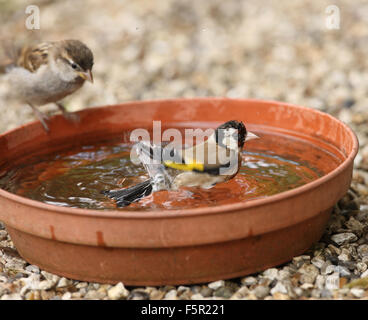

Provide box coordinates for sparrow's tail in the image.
[102,179,153,207]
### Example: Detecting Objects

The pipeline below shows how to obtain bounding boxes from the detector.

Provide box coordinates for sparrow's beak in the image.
[79,70,93,83]
[245,131,259,141]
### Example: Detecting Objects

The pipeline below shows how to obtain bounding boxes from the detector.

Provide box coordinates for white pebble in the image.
[107,282,129,300]
[270,282,287,295]
[164,289,178,300]
[61,292,72,300]
[360,270,368,278]
[351,288,365,298]
[208,280,224,290]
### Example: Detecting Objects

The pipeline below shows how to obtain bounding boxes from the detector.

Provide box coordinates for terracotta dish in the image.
[0,98,358,285]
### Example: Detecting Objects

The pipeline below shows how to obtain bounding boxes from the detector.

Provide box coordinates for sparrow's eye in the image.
[71,63,78,70]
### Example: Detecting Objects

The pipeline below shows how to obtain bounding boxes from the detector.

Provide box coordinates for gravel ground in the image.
[1,0,368,300]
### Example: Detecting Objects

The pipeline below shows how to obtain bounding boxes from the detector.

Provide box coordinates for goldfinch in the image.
[103,120,258,207]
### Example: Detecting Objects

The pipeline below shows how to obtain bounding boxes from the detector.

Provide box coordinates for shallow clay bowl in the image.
[0,98,358,285]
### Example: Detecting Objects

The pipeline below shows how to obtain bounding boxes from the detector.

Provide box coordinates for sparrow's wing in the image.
[16,42,53,72]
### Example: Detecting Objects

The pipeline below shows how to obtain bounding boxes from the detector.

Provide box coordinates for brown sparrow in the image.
[1,39,94,131]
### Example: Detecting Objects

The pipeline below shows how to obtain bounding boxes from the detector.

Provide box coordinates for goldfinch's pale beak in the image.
[79,70,93,83]
[245,131,259,141]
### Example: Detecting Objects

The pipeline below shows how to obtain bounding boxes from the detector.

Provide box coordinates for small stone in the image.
[321,289,332,298]
[38,280,55,291]
[57,277,72,288]
[292,255,310,267]
[270,282,287,295]
[25,291,41,300]
[127,290,149,300]
[107,282,129,300]
[190,285,201,294]
[300,283,314,290]
[253,285,270,299]
[5,258,26,270]
[311,289,321,298]
[19,273,41,294]
[191,293,204,300]
[263,268,278,280]
[322,263,336,275]
[273,292,290,300]
[358,244,368,258]
[244,293,257,300]
[241,276,257,286]
[338,253,350,262]
[40,290,53,300]
[164,289,178,300]
[75,282,88,289]
[294,287,303,297]
[350,288,365,298]
[79,288,87,296]
[177,286,190,294]
[208,280,224,290]
[163,285,176,292]
[340,260,356,271]
[311,256,325,269]
[277,269,291,281]
[259,277,272,287]
[361,270,368,278]
[0,230,7,240]
[14,272,25,279]
[230,286,249,299]
[25,265,40,274]
[178,291,191,300]
[331,233,358,245]
[299,264,319,284]
[61,292,72,300]
[149,289,165,300]
[213,287,233,299]
[336,266,351,278]
[71,292,82,299]
[41,271,59,282]
[315,275,325,290]
[325,273,340,290]
[200,287,213,297]
[345,217,364,234]
[85,290,106,300]
[356,262,367,274]
[92,283,100,290]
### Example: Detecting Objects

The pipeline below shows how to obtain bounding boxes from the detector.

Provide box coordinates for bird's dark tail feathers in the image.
[102,179,153,207]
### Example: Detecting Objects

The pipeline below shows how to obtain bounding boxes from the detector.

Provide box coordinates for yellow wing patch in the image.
[164,160,204,172]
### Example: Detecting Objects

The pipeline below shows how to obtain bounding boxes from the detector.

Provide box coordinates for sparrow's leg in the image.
[55,102,80,123]
[27,102,50,132]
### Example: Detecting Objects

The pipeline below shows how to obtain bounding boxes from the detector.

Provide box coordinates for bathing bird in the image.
[0,39,94,132]
[102,120,259,207]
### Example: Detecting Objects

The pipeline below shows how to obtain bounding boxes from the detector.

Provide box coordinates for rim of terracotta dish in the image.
[0,98,359,219]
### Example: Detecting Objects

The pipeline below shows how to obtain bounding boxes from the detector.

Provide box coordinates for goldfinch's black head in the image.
[215,120,247,149]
